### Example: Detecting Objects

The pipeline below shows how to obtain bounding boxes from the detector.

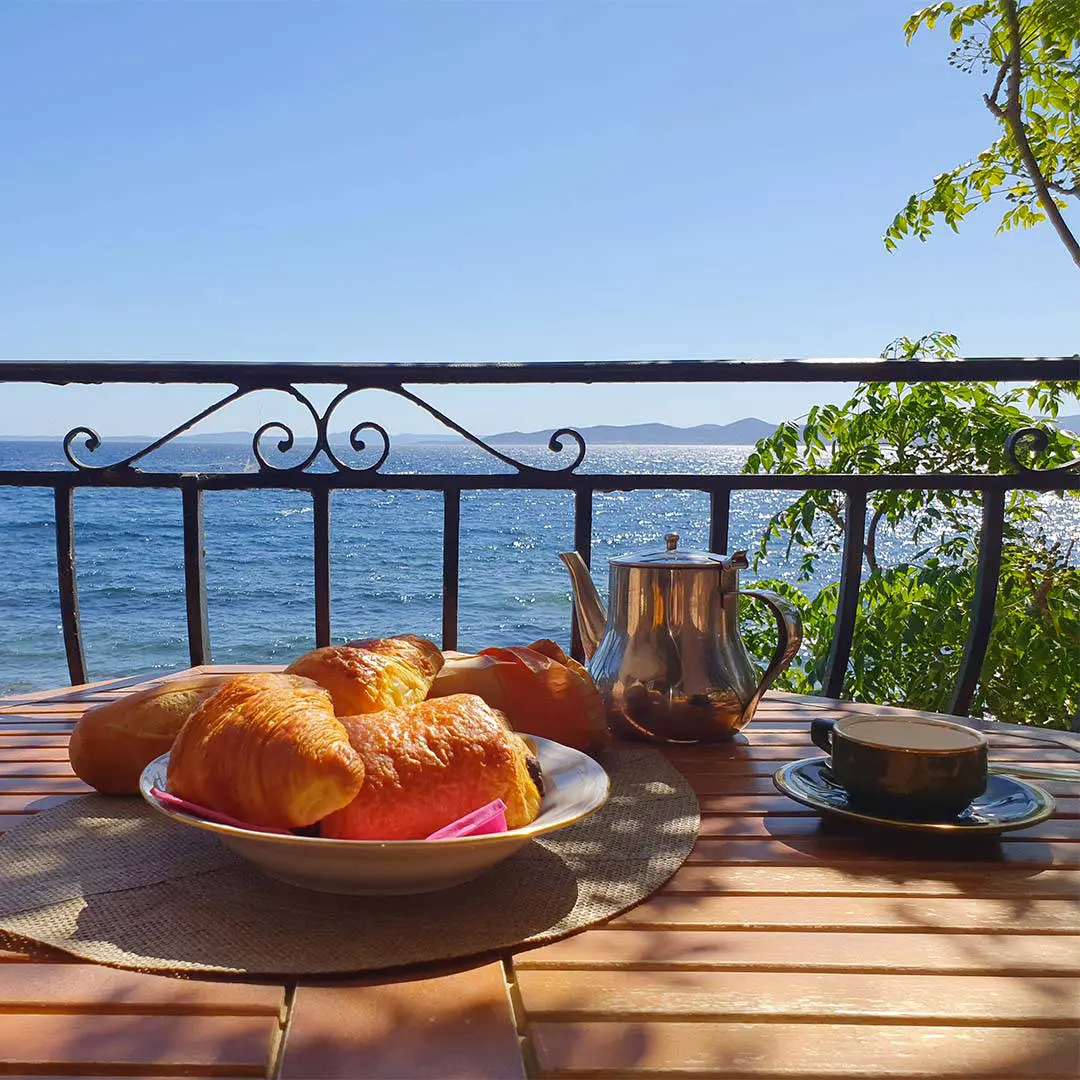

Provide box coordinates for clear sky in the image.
[1,0,1076,438]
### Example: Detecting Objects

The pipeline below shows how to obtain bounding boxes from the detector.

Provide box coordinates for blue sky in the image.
[1,0,1076,438]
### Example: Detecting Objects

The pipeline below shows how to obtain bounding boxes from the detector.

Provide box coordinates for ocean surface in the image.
[1,439,1076,697]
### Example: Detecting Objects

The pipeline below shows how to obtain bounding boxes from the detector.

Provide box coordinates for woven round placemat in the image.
[0,746,698,976]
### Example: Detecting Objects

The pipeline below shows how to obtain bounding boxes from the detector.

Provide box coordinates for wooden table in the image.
[1,667,1077,1079]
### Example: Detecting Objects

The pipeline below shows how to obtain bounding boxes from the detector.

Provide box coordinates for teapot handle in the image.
[739,590,804,724]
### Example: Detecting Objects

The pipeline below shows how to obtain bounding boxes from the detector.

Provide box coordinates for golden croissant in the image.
[167,672,366,829]
[285,634,444,716]
[319,693,544,840]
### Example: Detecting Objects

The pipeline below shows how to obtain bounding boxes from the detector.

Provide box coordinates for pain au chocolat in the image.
[167,672,366,829]
[284,634,444,716]
[319,694,544,840]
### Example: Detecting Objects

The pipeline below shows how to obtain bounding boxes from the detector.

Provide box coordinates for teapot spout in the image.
[558,551,607,661]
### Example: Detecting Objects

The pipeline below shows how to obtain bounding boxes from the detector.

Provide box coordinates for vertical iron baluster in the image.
[441,488,461,651]
[709,486,731,554]
[822,489,867,699]
[53,485,87,686]
[313,487,331,647]
[570,487,594,660]
[181,478,211,666]
[948,488,1007,717]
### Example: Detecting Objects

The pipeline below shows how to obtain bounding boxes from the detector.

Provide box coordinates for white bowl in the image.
[139,736,609,895]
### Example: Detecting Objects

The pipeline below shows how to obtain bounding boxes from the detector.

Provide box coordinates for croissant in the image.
[69,674,228,795]
[285,634,444,716]
[167,673,366,829]
[319,694,544,840]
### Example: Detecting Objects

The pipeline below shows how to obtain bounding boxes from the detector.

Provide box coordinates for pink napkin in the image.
[426,799,508,840]
[149,787,293,836]
[151,786,509,842]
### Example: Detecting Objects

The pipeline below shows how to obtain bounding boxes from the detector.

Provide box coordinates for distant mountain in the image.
[486,419,778,446]
[0,421,779,445]
[4,414,1074,446]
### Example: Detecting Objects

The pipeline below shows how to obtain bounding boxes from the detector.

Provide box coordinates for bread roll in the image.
[285,634,444,716]
[167,672,366,829]
[429,639,608,751]
[319,694,543,840]
[68,675,228,795]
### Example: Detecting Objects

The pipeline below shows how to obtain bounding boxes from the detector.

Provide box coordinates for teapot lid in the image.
[611,533,749,570]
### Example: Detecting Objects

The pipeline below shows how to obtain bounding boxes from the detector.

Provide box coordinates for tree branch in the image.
[996,0,1080,270]
[986,60,1009,110]
[822,501,845,531]
[865,506,886,576]
[1047,179,1080,198]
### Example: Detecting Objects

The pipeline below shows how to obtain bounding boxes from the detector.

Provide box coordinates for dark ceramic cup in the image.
[810,715,988,819]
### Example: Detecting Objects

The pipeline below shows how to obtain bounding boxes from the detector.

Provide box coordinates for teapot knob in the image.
[665,533,679,551]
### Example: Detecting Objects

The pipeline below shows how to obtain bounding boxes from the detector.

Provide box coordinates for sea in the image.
[1,439,1076,697]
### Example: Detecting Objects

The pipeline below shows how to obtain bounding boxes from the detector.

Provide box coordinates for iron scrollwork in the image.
[63,386,251,471]
[1005,425,1080,477]
[390,386,586,473]
[62,382,587,474]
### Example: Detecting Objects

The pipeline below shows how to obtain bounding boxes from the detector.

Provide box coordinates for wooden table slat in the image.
[0,776,93,794]
[688,837,1080,866]
[0,734,77,747]
[660,864,1080,898]
[516,969,1080,1024]
[515,928,1080,974]
[0,963,285,1015]
[0,762,78,777]
[610,894,1080,932]
[0,1013,277,1075]
[280,965,525,1079]
[530,1020,1080,1077]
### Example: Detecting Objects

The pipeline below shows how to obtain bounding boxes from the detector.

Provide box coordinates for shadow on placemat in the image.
[0,746,699,976]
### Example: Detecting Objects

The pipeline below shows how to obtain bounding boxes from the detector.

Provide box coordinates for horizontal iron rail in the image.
[2,471,1077,492]
[1,356,1078,385]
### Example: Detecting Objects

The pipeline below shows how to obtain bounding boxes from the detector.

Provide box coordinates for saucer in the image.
[773,756,1055,835]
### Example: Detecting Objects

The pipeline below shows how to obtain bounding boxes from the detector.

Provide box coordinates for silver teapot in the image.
[560,533,803,743]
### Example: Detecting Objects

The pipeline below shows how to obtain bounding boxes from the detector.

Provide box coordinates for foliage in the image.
[740,333,1080,729]
[885,0,1080,267]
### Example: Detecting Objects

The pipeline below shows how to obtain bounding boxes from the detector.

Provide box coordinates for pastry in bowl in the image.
[430,639,608,751]
[141,734,609,894]
[319,694,544,840]
[285,634,444,716]
[167,672,366,830]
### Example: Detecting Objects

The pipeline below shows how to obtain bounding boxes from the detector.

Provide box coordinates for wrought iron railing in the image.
[1,357,1077,715]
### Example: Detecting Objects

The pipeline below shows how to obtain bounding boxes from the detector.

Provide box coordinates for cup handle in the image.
[810,717,837,753]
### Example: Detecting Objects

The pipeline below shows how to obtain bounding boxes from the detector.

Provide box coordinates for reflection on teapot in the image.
[560,533,803,743]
